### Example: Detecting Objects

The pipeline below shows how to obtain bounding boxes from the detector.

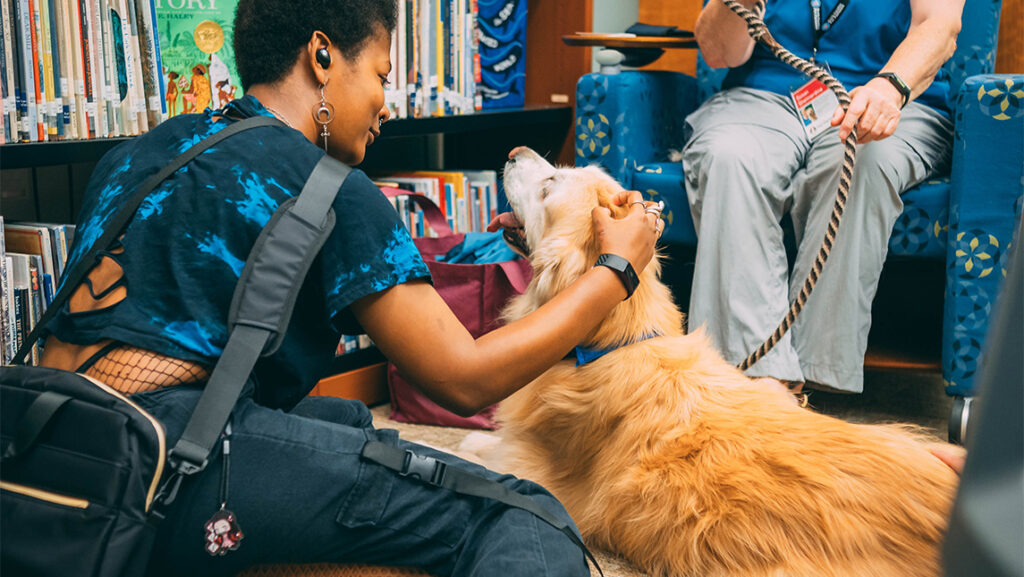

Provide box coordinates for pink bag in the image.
[381,188,532,429]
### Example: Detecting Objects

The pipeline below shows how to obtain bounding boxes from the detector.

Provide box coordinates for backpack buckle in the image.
[154,448,210,508]
[400,450,447,487]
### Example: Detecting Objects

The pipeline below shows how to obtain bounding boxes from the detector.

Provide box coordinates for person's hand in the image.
[830,77,904,144]
[593,190,661,274]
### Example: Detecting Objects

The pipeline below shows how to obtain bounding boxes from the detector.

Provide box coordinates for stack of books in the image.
[2,0,529,143]
[385,0,526,119]
[1,0,165,143]
[1,217,75,364]
[386,0,482,119]
[380,169,500,236]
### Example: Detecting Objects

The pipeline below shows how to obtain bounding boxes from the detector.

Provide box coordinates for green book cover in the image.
[155,0,241,117]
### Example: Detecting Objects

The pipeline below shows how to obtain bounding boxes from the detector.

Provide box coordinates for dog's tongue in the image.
[487,212,522,232]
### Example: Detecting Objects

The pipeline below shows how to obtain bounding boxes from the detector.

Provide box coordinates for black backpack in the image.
[0,115,351,577]
[0,367,167,576]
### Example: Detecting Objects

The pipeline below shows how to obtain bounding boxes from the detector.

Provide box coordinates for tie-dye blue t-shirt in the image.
[48,95,431,409]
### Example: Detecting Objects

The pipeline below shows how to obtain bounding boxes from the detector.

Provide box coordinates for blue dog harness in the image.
[574,333,662,367]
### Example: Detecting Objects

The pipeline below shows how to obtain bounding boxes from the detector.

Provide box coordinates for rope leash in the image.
[719,0,860,371]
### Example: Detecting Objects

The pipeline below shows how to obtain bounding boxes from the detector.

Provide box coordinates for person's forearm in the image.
[695,0,757,68]
[878,13,961,102]
[431,266,627,415]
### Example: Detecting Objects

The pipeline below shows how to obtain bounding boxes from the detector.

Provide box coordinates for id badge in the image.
[790,77,839,139]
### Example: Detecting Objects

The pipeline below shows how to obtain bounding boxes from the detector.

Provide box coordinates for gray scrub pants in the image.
[682,87,952,392]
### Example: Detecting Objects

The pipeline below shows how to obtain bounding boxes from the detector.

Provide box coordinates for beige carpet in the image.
[369,368,953,577]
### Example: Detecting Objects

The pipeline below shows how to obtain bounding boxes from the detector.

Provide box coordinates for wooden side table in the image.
[562,33,698,74]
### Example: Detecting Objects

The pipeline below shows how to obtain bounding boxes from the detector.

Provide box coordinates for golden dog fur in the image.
[495,148,958,577]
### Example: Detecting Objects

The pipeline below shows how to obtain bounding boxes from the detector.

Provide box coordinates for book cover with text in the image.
[155,0,240,118]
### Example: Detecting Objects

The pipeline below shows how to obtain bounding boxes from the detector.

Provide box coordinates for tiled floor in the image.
[370,368,955,577]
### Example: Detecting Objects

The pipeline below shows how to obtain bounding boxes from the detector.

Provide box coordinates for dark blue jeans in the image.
[134,385,588,577]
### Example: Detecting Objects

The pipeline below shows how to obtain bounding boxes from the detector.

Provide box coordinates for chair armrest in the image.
[943,73,1024,395]
[575,71,699,186]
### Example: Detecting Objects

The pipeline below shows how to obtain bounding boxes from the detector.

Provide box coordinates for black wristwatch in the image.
[594,253,639,299]
[873,72,911,109]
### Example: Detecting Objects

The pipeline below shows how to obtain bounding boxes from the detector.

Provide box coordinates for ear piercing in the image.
[313,82,335,152]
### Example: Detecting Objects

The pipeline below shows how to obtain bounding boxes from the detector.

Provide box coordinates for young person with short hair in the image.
[39,1,662,574]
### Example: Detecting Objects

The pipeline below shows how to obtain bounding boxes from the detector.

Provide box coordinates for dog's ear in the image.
[586,168,630,220]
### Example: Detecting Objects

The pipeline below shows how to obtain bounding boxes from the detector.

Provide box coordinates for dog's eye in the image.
[540,176,556,199]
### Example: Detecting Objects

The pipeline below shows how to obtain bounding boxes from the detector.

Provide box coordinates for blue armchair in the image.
[574,0,1023,398]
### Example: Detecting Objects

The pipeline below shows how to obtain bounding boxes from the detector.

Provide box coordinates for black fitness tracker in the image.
[873,72,911,109]
[595,253,639,299]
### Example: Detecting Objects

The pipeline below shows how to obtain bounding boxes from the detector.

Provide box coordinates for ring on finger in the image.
[629,200,647,209]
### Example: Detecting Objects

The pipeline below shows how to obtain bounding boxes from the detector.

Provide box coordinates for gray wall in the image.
[592,0,639,71]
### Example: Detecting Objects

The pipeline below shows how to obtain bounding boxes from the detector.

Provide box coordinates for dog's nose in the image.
[508,146,530,160]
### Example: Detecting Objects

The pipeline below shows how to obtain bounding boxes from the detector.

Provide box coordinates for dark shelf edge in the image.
[1,106,573,170]
[328,346,386,376]
[380,105,572,138]
[1,137,133,169]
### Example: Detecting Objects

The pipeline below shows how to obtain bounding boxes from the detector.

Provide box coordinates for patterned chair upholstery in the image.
[574,0,1023,397]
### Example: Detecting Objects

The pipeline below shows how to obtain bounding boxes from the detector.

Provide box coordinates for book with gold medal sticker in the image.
[155,0,242,118]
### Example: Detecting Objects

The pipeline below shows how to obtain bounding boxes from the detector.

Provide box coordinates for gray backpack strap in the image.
[156,156,352,504]
[228,157,352,356]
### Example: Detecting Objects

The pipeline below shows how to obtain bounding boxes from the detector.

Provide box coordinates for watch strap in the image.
[594,253,639,299]
[873,72,910,109]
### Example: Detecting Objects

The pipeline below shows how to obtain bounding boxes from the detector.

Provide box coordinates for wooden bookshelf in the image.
[0,106,572,171]
[312,362,390,406]
[381,105,571,138]
[0,106,574,224]
[1,137,134,169]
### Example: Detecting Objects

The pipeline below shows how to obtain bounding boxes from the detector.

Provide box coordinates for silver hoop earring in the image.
[312,83,335,152]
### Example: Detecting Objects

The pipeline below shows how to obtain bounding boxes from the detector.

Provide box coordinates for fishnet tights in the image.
[84,345,210,394]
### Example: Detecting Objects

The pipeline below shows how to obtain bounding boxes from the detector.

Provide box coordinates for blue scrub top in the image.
[722,0,950,116]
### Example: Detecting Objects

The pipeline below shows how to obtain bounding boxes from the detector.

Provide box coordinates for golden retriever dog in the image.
[493,147,958,577]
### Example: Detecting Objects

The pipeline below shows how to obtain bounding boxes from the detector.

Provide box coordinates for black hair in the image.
[234,0,397,90]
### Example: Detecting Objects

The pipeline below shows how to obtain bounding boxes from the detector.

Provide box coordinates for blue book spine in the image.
[40,272,53,307]
[17,0,35,141]
[45,0,61,137]
[445,183,455,232]
[11,0,24,141]
[444,0,453,116]
[147,0,164,114]
[10,0,26,141]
